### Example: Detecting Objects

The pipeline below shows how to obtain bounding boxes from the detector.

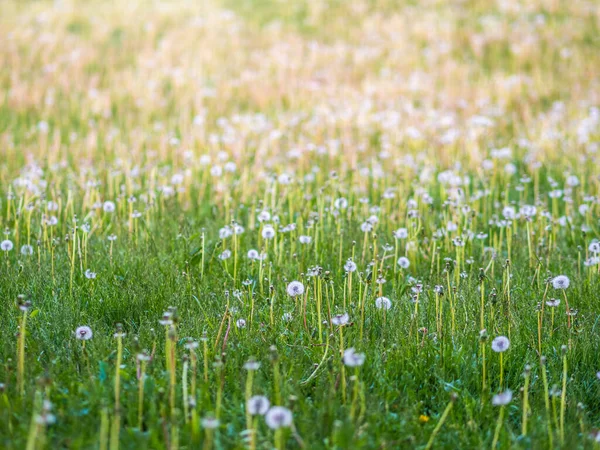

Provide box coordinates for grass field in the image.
[1,0,600,448]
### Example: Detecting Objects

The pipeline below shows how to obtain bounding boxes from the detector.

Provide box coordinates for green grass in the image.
[0,0,600,449]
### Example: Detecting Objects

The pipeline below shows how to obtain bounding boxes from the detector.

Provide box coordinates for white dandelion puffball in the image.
[491,336,510,353]
[261,225,276,239]
[344,260,357,272]
[247,395,270,415]
[343,348,366,367]
[85,269,97,279]
[299,235,312,244]
[394,228,408,239]
[397,257,410,269]
[331,313,349,326]
[551,275,570,290]
[492,390,513,406]
[20,245,34,255]
[75,326,93,340]
[375,296,392,310]
[103,201,116,213]
[1,240,14,251]
[265,406,293,430]
[286,281,304,297]
[201,416,219,429]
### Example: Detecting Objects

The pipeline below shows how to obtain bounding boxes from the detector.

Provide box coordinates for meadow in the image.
[0,0,599,448]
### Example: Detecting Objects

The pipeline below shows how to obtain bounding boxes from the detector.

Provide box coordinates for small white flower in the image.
[20,245,34,255]
[261,225,276,239]
[236,318,247,329]
[243,358,260,370]
[258,211,271,222]
[219,249,232,260]
[375,297,392,310]
[247,395,270,415]
[219,227,232,239]
[75,326,93,340]
[397,257,410,269]
[1,240,13,252]
[344,260,357,272]
[394,228,408,239]
[299,235,311,244]
[331,313,349,326]
[551,275,570,290]
[286,281,304,297]
[334,198,348,210]
[201,415,219,429]
[491,336,510,353]
[265,406,293,429]
[343,348,366,367]
[492,390,513,406]
[103,201,116,213]
[85,269,97,279]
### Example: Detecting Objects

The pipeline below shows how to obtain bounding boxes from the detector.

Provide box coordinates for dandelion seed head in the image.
[75,326,93,340]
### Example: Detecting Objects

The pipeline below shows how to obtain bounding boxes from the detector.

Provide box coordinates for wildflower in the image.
[219,249,231,260]
[286,281,304,297]
[394,228,408,239]
[344,260,357,272]
[492,390,513,406]
[248,249,260,260]
[589,242,600,254]
[35,400,56,425]
[375,296,392,310]
[334,198,348,210]
[201,415,220,429]
[236,318,247,329]
[75,326,93,340]
[262,225,276,239]
[491,336,510,352]
[185,338,199,350]
[265,406,293,429]
[137,352,151,362]
[299,235,311,244]
[102,201,116,213]
[397,257,410,269]
[1,240,13,251]
[419,415,430,424]
[258,211,271,222]
[551,275,570,289]
[20,245,34,255]
[343,348,365,367]
[247,395,270,415]
[219,227,232,239]
[243,358,260,370]
[331,313,349,326]
[546,298,560,307]
[84,269,97,279]
[159,311,173,326]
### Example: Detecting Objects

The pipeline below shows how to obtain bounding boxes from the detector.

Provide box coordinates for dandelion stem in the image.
[425,395,455,450]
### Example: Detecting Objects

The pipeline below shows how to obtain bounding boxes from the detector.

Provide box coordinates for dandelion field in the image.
[1,0,600,448]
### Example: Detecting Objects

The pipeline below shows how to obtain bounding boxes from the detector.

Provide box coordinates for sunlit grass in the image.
[0,0,599,448]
